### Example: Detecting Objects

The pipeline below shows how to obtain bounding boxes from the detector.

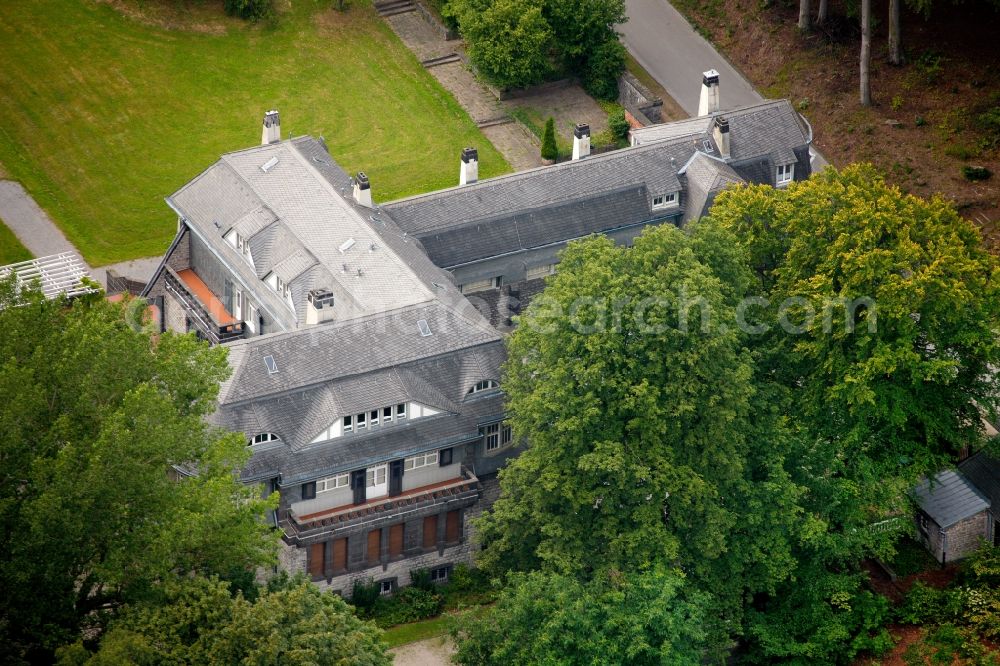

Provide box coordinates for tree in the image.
[59,576,391,665]
[541,116,558,160]
[888,0,902,64]
[817,0,828,24]
[453,567,709,665]
[450,0,552,90]
[0,283,278,662]
[799,0,812,31]
[581,37,626,101]
[860,0,872,105]
[475,223,805,652]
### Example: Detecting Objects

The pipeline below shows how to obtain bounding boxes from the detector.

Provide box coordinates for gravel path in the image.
[390,635,455,666]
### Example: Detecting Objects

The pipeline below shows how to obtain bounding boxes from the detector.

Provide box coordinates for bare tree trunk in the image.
[817,0,828,24]
[799,0,812,30]
[888,0,902,64]
[860,0,872,105]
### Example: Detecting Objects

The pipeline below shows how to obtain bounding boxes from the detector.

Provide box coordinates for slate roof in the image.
[680,152,746,223]
[958,451,1000,514]
[913,469,991,528]
[631,99,812,156]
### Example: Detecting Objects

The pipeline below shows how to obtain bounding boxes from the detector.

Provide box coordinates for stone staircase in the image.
[374,0,416,16]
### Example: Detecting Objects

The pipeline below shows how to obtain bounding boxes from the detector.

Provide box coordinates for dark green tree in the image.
[541,116,558,160]
[450,0,552,90]
[0,283,277,663]
[453,566,709,665]
[58,576,391,665]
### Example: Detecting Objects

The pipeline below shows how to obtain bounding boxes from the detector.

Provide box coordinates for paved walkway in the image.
[390,635,454,665]
[0,179,160,286]
[620,0,829,170]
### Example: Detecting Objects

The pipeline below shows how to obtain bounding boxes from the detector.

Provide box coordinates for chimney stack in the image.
[572,123,591,160]
[261,110,281,145]
[713,116,730,158]
[459,147,478,186]
[698,70,720,116]
[353,172,373,208]
[306,289,335,325]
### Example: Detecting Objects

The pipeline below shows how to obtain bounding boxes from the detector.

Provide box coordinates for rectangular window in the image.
[246,303,257,333]
[502,424,512,446]
[404,451,439,471]
[439,447,453,466]
[383,406,393,423]
[430,566,450,583]
[396,403,407,419]
[388,524,404,558]
[308,542,325,580]
[493,276,503,288]
[379,580,395,596]
[370,409,379,427]
[484,423,500,451]
[317,473,349,493]
[423,515,438,549]
[366,466,386,487]
[777,163,794,185]
[652,192,678,210]
[459,278,494,294]
[301,482,316,500]
[526,264,556,281]
[343,415,353,433]
[445,510,461,543]
[356,412,366,430]
[367,529,382,566]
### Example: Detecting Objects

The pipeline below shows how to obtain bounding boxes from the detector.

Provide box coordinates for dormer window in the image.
[310,403,425,445]
[651,193,678,210]
[468,379,500,395]
[249,432,280,446]
[777,163,794,186]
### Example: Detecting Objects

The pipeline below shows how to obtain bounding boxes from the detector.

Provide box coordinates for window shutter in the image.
[389,460,403,497]
[439,448,453,466]
[301,482,316,500]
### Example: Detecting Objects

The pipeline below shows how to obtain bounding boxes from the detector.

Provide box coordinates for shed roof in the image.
[913,469,991,528]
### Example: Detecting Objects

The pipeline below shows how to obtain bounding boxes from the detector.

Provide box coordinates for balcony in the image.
[281,467,481,546]
[164,267,244,344]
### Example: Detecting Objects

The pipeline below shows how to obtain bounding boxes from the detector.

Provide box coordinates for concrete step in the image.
[375,0,416,16]
[421,53,461,68]
[477,116,514,129]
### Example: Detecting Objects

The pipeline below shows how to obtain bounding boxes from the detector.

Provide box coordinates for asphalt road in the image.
[620,0,829,170]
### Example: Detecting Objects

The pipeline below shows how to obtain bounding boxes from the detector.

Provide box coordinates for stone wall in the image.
[618,71,663,125]
[414,0,458,40]
[163,289,188,334]
[944,512,989,562]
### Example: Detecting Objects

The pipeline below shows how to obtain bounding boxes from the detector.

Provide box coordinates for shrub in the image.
[409,568,436,593]
[582,39,626,102]
[607,107,630,142]
[541,117,558,161]
[897,582,965,625]
[351,579,381,613]
[371,586,443,627]
[962,165,991,181]
[223,0,273,21]
[963,541,1000,588]
[453,0,552,90]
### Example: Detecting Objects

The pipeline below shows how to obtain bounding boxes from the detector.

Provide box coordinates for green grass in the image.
[381,613,454,648]
[0,0,510,266]
[0,219,31,266]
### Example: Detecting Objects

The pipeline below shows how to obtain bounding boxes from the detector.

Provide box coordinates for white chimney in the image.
[698,70,720,116]
[459,147,478,186]
[572,123,591,160]
[261,110,280,145]
[352,172,373,208]
[306,289,335,325]
[713,116,730,158]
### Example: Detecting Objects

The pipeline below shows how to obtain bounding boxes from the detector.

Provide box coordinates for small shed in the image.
[958,451,1000,548]
[913,469,991,564]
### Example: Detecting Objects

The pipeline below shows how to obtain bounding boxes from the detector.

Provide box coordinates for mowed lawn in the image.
[0,217,31,265]
[0,0,510,266]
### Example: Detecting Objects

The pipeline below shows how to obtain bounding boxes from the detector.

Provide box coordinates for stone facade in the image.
[919,510,990,564]
[618,71,663,125]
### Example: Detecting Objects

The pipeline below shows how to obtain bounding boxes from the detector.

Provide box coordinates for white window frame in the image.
[468,379,500,395]
[383,406,393,423]
[396,403,407,420]
[356,412,367,430]
[343,415,353,433]
[430,566,449,583]
[317,473,349,493]
[370,409,380,427]
[777,163,794,186]
[250,432,280,446]
[484,423,500,451]
[404,451,439,471]
[246,302,257,333]
[651,192,678,210]
[366,466,387,487]
[379,580,395,596]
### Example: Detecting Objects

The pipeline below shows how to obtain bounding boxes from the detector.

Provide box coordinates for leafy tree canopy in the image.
[453,566,708,666]
[0,282,278,662]
[58,576,391,666]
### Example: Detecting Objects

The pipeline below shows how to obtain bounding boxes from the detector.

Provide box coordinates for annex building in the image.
[142,72,813,594]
